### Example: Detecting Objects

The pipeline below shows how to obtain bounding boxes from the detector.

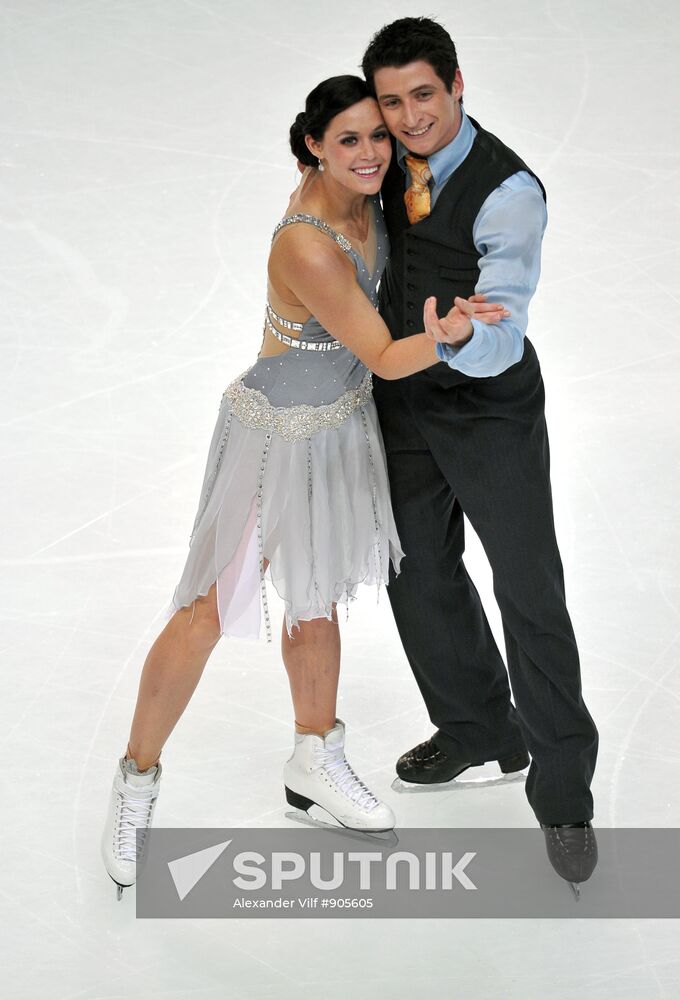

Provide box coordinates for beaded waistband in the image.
[224,370,373,443]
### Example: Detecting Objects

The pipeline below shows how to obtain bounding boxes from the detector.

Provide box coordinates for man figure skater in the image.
[361,17,599,891]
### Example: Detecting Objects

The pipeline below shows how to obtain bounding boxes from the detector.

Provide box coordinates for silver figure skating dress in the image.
[167,199,403,639]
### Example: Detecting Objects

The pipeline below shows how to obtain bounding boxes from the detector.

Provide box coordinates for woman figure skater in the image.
[101,75,509,899]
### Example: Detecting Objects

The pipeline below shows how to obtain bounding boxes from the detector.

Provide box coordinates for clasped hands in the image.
[423,294,510,346]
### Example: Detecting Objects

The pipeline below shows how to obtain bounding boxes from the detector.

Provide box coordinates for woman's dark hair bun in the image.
[289,75,371,167]
[289,111,316,167]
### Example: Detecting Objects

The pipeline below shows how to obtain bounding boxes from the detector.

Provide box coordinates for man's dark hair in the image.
[289,75,371,167]
[361,17,459,94]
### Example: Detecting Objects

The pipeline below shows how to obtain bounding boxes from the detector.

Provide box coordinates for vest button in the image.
[407,302,415,310]
[406,265,415,273]
[406,248,415,256]
[406,320,415,329]
[407,283,415,291]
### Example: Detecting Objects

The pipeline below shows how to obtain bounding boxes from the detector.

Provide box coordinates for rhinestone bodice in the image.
[241,196,390,409]
[266,198,387,345]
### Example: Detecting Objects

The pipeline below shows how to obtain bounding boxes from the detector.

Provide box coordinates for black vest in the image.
[379,117,546,348]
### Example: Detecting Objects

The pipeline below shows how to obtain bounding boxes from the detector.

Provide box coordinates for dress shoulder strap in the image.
[271,213,355,259]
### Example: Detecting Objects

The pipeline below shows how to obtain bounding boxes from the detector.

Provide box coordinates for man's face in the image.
[373,60,463,157]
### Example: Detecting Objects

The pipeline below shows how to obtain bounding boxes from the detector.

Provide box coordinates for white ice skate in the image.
[283,719,395,833]
[101,754,162,900]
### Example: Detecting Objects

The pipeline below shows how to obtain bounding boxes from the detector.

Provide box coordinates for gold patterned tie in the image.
[404,155,432,224]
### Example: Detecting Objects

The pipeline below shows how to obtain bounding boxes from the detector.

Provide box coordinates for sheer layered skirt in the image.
[165,369,404,639]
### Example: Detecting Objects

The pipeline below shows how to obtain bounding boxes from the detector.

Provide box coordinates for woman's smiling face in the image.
[306,97,392,194]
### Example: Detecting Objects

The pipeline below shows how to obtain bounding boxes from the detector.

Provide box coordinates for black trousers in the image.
[373,339,598,824]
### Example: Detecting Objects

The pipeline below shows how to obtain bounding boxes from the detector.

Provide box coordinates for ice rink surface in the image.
[1,0,679,996]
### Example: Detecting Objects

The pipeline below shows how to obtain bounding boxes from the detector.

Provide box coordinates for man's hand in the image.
[423,294,510,346]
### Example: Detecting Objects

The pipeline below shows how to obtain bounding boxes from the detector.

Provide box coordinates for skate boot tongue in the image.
[323,721,345,749]
[122,756,160,788]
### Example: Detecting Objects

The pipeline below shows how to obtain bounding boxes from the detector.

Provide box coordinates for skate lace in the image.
[318,745,379,811]
[115,789,156,862]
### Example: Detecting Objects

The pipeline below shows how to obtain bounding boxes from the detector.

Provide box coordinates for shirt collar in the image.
[396,106,477,187]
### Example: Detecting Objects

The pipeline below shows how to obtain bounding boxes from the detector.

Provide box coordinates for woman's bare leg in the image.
[126,584,222,770]
[281,611,340,737]
[279,611,395,831]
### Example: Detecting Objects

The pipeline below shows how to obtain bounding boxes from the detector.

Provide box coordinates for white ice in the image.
[1,1,679,997]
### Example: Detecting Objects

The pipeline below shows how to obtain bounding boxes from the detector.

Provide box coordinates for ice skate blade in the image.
[391,770,527,794]
[108,873,130,901]
[284,808,398,846]
[569,881,581,901]
[287,803,342,830]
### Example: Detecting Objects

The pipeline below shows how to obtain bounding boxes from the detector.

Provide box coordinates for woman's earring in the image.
[317,158,325,172]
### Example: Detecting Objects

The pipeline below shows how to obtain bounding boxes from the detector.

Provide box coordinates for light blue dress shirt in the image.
[397,107,547,378]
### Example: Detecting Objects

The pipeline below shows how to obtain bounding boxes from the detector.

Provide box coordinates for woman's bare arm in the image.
[271,229,507,381]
